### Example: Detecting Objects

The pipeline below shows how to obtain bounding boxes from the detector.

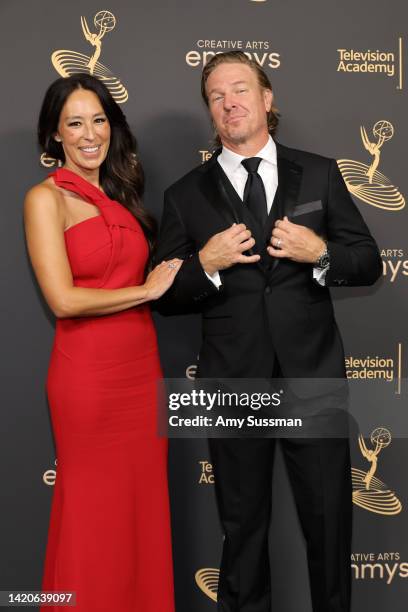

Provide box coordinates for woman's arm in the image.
[24,184,181,318]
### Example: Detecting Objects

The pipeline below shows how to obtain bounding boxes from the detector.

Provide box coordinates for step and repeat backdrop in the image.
[1,1,407,610]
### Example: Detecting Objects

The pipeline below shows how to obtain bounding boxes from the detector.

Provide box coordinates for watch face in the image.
[318,254,330,268]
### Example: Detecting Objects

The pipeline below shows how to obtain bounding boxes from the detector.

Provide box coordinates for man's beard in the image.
[228,134,248,145]
[224,127,250,146]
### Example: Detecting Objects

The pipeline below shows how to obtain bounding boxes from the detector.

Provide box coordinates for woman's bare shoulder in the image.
[24,177,64,215]
[25,176,60,200]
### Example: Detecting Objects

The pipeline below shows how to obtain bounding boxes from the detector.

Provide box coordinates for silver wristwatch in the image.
[315,245,330,269]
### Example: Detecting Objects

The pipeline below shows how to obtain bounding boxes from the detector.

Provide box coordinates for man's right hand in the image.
[198,223,260,276]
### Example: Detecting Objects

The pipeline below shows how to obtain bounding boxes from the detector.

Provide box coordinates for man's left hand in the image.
[267,216,326,263]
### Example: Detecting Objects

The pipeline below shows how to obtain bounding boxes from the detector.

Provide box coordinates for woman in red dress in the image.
[24,74,180,612]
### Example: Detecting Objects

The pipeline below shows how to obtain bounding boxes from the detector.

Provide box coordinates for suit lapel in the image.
[199,153,266,274]
[198,154,241,226]
[279,156,303,220]
[218,164,267,272]
[265,144,303,274]
[264,146,303,237]
[197,143,303,276]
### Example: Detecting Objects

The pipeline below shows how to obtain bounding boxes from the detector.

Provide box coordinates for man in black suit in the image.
[157,51,381,612]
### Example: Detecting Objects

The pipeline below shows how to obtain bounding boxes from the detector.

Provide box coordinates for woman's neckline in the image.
[55,167,106,197]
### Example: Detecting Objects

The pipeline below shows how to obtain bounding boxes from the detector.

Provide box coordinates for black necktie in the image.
[241,157,268,227]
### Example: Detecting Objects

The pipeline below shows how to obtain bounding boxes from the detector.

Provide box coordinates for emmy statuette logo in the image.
[197,428,403,600]
[338,121,405,211]
[352,427,402,515]
[195,568,219,602]
[51,10,128,103]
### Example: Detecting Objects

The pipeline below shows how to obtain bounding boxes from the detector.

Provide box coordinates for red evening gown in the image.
[41,168,174,612]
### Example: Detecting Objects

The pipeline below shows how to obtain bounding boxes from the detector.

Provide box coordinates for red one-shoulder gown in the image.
[41,168,174,612]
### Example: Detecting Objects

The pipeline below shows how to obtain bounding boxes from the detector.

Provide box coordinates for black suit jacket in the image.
[156,142,382,379]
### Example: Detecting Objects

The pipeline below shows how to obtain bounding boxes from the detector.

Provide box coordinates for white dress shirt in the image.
[218,135,278,213]
[205,135,326,287]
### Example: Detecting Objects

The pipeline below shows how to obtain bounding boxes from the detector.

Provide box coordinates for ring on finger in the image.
[168,262,177,269]
[276,238,282,249]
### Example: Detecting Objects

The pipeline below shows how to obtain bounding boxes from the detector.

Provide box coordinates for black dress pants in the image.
[208,436,352,612]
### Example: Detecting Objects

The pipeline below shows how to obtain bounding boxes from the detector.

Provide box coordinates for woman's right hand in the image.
[144,259,183,301]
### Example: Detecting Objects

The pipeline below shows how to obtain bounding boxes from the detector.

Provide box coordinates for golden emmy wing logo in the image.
[51,10,128,103]
[195,568,219,602]
[338,121,405,211]
[352,427,402,515]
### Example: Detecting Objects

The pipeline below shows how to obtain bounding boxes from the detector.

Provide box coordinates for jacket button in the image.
[265,286,271,295]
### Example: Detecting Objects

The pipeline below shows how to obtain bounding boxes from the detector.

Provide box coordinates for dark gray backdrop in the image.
[1,1,407,611]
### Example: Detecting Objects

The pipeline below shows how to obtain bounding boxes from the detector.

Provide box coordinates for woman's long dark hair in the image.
[38,74,157,256]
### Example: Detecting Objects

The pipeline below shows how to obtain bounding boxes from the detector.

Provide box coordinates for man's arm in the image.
[155,190,220,316]
[267,158,382,287]
[155,189,260,315]
[325,159,382,287]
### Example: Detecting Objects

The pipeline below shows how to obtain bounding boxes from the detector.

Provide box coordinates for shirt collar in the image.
[218,135,277,174]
